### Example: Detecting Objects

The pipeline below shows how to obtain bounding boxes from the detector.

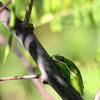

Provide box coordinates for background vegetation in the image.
[0,0,100,100]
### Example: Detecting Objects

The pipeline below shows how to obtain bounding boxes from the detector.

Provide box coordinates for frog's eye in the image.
[59,56,64,61]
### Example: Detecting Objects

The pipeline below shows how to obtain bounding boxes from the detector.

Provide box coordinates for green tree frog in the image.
[52,55,84,96]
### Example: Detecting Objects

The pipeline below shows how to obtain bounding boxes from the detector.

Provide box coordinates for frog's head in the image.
[52,55,64,61]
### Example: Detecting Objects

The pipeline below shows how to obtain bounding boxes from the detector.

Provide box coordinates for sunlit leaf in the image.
[81,10,91,26]
[72,1,82,26]
[63,0,71,10]
[51,0,61,13]
[95,48,100,62]
[3,0,15,64]
[92,0,100,25]
[42,0,50,14]
[10,0,16,29]
[73,11,82,27]
[3,33,13,64]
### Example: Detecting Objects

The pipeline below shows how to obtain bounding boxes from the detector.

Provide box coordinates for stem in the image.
[23,0,34,28]
[0,75,40,81]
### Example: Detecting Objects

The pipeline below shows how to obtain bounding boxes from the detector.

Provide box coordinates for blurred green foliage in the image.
[0,0,100,100]
[3,0,16,64]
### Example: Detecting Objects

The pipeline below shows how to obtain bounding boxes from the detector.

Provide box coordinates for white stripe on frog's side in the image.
[53,59,77,79]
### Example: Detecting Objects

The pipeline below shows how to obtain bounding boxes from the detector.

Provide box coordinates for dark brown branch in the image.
[0,35,54,100]
[0,2,83,100]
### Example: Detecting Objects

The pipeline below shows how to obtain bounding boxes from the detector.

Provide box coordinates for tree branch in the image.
[0,2,83,100]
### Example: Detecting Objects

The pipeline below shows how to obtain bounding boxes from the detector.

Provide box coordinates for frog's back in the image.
[63,58,84,95]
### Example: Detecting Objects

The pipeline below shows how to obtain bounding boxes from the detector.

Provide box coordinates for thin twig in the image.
[23,0,34,28]
[0,75,40,81]
[0,0,11,12]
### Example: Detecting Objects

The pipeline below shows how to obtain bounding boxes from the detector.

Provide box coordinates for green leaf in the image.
[73,11,82,27]
[63,0,71,10]
[42,0,50,14]
[81,10,91,26]
[10,0,16,29]
[3,0,15,64]
[3,33,13,64]
[92,0,100,25]
[51,0,61,13]
[95,48,100,62]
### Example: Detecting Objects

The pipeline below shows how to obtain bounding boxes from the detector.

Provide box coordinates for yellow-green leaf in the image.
[3,0,15,64]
